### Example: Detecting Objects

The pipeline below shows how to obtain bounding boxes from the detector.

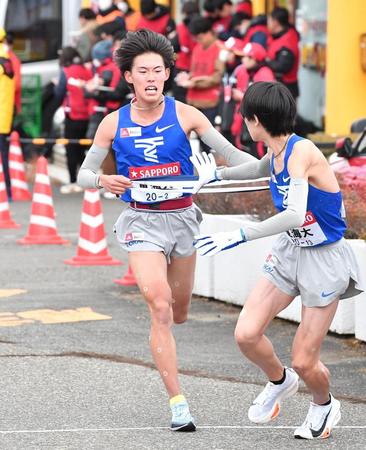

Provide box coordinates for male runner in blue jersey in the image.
[193,81,364,439]
[78,29,254,431]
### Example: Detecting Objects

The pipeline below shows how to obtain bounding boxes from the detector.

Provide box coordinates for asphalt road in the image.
[0,187,365,449]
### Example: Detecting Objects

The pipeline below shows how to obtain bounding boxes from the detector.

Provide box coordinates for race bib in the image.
[130,188,182,203]
[286,211,326,247]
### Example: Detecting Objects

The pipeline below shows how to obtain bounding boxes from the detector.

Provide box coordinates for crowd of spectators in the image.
[1,0,308,195]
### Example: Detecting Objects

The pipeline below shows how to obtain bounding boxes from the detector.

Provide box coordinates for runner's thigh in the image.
[129,251,171,305]
[292,301,339,358]
[168,253,196,321]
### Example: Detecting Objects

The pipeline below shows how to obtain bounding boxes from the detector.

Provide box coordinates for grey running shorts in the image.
[113,204,203,263]
[262,234,364,307]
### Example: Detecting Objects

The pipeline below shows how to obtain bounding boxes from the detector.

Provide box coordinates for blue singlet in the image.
[269,134,346,247]
[112,96,194,203]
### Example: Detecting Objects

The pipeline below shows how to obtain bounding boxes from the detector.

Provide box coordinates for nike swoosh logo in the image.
[283,176,291,183]
[321,291,336,298]
[155,124,175,133]
[310,408,331,437]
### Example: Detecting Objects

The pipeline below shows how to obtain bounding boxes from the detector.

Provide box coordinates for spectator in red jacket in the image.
[85,39,122,140]
[54,47,93,194]
[177,16,225,152]
[178,16,225,127]
[137,0,175,38]
[230,42,275,157]
[266,7,300,99]
[172,1,199,102]
[212,0,235,37]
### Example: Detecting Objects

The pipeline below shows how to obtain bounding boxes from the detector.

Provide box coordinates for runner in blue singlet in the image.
[193,82,363,440]
[77,29,252,432]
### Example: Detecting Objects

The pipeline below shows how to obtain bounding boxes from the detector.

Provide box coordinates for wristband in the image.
[96,175,103,189]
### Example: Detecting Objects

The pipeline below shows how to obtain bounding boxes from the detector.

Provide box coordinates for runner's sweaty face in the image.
[124,52,170,106]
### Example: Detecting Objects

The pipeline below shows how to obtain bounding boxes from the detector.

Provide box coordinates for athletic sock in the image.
[270,368,286,385]
[318,394,331,406]
[170,394,186,407]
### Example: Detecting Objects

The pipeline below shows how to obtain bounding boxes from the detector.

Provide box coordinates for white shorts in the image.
[262,234,364,307]
[113,204,203,263]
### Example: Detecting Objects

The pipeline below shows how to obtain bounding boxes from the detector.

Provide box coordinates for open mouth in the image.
[145,86,158,93]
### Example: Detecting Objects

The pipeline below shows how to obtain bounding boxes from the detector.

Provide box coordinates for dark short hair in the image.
[113,30,127,43]
[59,46,82,67]
[79,8,96,20]
[230,11,251,28]
[182,1,200,16]
[189,16,214,35]
[213,0,232,11]
[140,0,156,15]
[114,29,174,74]
[203,0,216,14]
[240,82,296,137]
[96,20,125,38]
[270,7,289,27]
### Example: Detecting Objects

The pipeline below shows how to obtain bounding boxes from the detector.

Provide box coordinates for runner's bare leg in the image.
[129,251,196,397]
[292,301,339,404]
[235,277,295,380]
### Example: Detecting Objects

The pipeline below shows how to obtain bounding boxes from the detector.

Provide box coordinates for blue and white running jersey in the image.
[269,134,346,247]
[112,96,194,202]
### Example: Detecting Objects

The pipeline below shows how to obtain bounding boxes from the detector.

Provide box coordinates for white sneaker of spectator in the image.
[103,191,116,200]
[60,183,83,194]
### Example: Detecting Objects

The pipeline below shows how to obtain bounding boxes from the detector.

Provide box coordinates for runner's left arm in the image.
[194,146,311,255]
[185,105,270,178]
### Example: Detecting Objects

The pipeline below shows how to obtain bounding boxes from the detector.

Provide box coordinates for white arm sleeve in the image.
[218,154,270,180]
[77,144,109,188]
[200,127,257,166]
[243,178,309,241]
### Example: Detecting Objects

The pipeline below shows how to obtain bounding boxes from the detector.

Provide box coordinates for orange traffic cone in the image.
[17,156,69,245]
[9,131,32,201]
[0,158,20,229]
[64,189,121,266]
[114,265,137,286]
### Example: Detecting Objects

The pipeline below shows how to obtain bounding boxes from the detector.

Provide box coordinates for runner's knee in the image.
[143,282,172,304]
[292,356,317,377]
[150,299,173,325]
[145,284,173,325]
[234,323,262,349]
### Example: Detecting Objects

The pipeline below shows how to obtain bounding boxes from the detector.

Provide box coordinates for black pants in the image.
[64,117,89,183]
[86,112,105,140]
[0,133,11,199]
[172,68,188,103]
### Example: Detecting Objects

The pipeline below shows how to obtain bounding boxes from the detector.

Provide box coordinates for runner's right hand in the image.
[98,174,131,195]
[189,152,218,193]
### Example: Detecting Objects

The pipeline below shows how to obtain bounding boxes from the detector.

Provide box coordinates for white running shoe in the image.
[294,394,341,440]
[170,400,196,432]
[248,368,299,423]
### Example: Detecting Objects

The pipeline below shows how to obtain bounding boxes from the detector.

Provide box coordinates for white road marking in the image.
[0,425,365,434]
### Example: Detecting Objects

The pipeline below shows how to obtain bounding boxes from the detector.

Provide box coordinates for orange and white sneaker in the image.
[248,368,299,423]
[294,394,341,440]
